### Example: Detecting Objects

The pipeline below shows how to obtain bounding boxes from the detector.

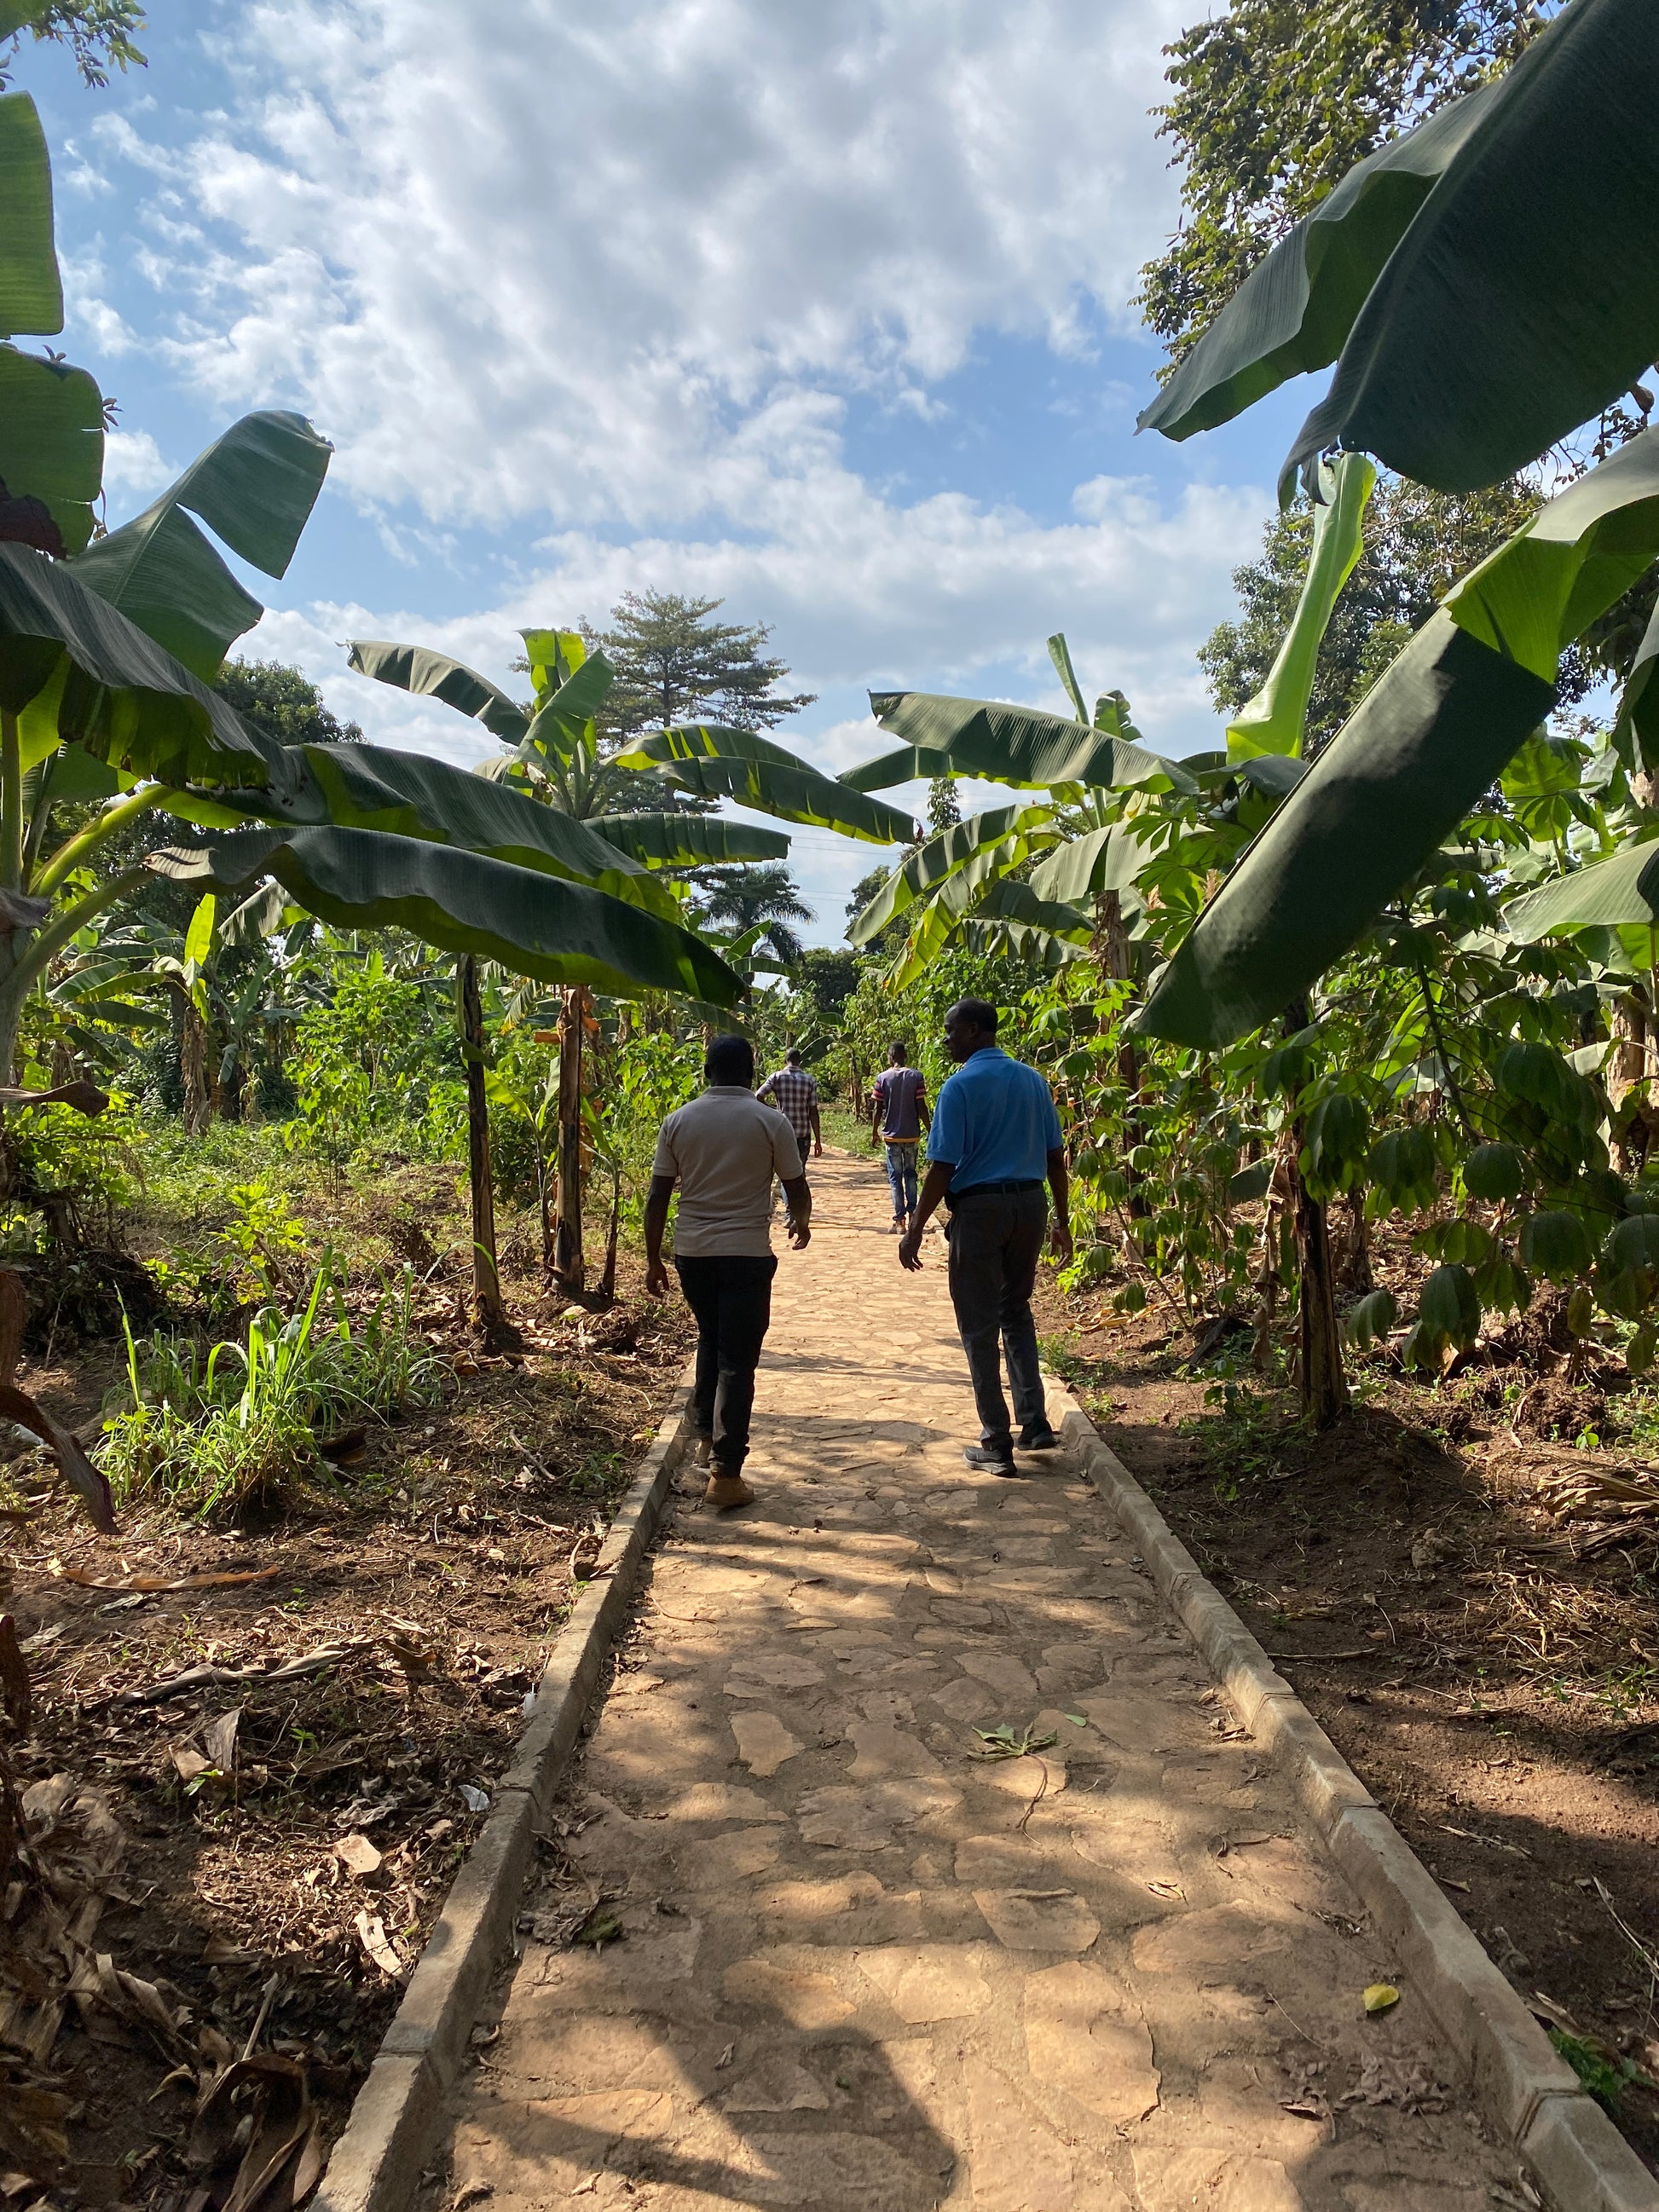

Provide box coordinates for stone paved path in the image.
[443,1154,1519,2209]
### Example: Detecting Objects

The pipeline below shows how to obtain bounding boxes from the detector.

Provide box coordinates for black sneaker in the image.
[963,1444,1019,1476]
[1019,1424,1061,1452]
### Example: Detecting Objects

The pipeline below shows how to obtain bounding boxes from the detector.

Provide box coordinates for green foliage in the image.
[1136,0,1540,359]
[286,951,462,1173]
[1463,1141,1527,1201]
[216,659,363,748]
[215,1176,306,1298]
[101,1260,445,1516]
[1200,476,1552,759]
[593,590,816,747]
[1518,1208,1596,1283]
[1298,1089,1369,1199]
[1547,2029,1650,2115]
[605,1031,702,1221]
[1,3,147,92]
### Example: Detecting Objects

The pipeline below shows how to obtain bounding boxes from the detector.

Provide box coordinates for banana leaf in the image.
[1614,598,1659,772]
[73,413,332,679]
[864,690,1199,795]
[1026,822,1147,911]
[1137,86,1494,443]
[613,722,806,771]
[588,811,790,866]
[848,805,1053,946]
[1136,615,1554,1047]
[642,751,916,845]
[211,742,684,919]
[0,347,104,557]
[1136,430,1659,1047]
[347,639,529,743]
[841,744,931,794]
[962,916,1090,971]
[0,542,296,792]
[1280,0,1659,496]
[520,649,616,751]
[1503,840,1659,940]
[0,92,60,338]
[1442,428,1659,679]
[147,827,743,1005]
[887,870,1090,990]
[1228,454,1376,759]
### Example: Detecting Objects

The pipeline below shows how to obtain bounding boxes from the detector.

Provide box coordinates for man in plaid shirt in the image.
[757,1047,823,1159]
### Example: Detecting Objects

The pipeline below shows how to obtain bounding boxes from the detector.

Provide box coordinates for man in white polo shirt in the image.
[645,1032,812,1510]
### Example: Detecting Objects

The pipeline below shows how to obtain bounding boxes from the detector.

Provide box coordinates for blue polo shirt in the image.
[927,1046,1062,1193]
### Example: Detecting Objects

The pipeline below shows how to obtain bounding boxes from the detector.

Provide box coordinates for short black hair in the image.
[785,1045,803,1065]
[947,996,998,1036]
[888,1041,910,1063]
[705,1033,755,1086]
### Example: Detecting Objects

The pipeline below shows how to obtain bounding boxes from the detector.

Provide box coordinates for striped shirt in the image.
[756,1066,818,1148]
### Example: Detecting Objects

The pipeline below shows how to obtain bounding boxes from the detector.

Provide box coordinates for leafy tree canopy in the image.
[593,590,817,744]
[693,862,813,964]
[793,946,861,1025]
[216,658,364,750]
[1136,0,1543,359]
[0,1,146,90]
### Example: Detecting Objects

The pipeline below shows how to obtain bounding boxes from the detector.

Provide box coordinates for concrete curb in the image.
[309,1358,698,2212]
[1043,1375,1659,2212]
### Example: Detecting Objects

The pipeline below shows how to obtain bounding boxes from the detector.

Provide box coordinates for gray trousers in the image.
[945,1187,1049,1447]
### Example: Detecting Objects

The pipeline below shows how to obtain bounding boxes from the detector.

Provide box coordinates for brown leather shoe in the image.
[704,1471,754,1510]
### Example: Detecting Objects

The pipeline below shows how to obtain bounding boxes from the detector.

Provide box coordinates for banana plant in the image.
[347,624,918,1288]
[1137,429,1659,1050]
[1139,0,1659,500]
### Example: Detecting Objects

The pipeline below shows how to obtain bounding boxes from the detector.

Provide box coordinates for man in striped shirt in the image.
[757,1048,823,1160]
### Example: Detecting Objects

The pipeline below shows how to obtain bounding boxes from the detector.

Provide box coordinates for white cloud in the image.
[78,0,1277,942]
[99,427,172,500]
[90,0,1192,528]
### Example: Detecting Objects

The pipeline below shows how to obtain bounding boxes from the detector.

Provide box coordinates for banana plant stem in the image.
[34,784,178,897]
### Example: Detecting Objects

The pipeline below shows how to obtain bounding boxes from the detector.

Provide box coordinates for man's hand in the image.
[812,1138,823,1158]
[645,1257,673,1297]
[898,1224,924,1271]
[1049,1218,1073,1266]
[786,1216,812,1250]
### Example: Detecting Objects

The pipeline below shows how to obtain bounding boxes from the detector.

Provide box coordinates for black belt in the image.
[948,1178,1043,1204]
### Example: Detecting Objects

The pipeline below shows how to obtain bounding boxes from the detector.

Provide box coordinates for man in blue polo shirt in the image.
[899,996,1072,1474]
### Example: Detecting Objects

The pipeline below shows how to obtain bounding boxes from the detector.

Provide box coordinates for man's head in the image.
[943,997,997,1064]
[705,1033,756,1089]
[887,1041,910,1067]
[785,1046,803,1068]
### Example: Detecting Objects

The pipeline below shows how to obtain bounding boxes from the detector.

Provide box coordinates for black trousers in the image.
[675,1254,777,1473]
[945,1187,1049,1448]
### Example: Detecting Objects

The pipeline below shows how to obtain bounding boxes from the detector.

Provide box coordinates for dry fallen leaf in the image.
[200,1708,240,1775]
[1363,1982,1401,2013]
[334,1834,384,1881]
[355,1911,404,1978]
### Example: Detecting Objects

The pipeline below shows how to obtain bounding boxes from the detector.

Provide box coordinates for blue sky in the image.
[23,0,1321,943]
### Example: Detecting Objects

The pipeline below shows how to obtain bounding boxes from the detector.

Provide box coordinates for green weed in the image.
[101,1259,447,1516]
[1548,2030,1650,2114]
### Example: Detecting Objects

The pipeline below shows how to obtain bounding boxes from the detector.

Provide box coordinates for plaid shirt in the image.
[757,1066,818,1148]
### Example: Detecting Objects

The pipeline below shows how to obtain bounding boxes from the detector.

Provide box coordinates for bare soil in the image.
[1034,1269,1659,2176]
[0,1177,691,2211]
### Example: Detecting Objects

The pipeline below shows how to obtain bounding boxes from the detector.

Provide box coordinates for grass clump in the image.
[101,1259,447,1516]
